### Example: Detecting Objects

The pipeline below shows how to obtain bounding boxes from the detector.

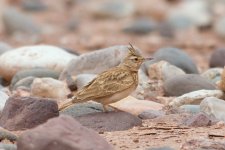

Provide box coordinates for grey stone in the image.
[2,8,41,34]
[146,146,175,150]
[123,18,157,35]
[0,144,17,150]
[10,68,60,89]
[145,47,198,74]
[75,74,96,90]
[0,128,17,142]
[163,74,216,96]
[12,76,35,90]
[60,45,141,80]
[209,48,225,68]
[138,110,165,119]
[17,115,113,150]
[200,97,225,122]
[180,105,200,114]
[21,0,47,11]
[75,111,142,132]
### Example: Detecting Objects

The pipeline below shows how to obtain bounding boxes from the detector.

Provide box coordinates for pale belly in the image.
[95,85,137,105]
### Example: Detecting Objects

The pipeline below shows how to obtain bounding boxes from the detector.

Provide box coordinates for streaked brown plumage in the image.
[58,44,151,112]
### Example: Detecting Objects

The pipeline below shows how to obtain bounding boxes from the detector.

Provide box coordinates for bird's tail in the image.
[58,96,80,111]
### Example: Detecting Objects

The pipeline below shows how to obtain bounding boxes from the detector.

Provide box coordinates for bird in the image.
[58,44,152,112]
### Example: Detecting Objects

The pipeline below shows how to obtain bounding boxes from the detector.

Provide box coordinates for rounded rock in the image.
[209,48,225,68]
[164,74,216,96]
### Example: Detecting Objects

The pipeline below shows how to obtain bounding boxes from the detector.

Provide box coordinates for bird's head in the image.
[122,44,153,71]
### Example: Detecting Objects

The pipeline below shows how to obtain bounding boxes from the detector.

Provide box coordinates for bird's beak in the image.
[144,57,153,61]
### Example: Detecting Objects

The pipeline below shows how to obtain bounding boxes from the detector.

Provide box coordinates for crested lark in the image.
[58,44,152,112]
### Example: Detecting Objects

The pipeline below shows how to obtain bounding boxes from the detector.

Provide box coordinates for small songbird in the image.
[58,44,152,112]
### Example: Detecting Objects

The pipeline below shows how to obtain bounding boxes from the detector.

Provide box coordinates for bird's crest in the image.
[128,43,137,56]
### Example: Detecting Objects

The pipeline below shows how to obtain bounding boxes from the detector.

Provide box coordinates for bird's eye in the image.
[134,58,138,61]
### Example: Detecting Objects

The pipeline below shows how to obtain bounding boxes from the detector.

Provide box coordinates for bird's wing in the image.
[76,68,135,101]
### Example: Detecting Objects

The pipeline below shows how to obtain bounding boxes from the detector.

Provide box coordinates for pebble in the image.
[209,48,225,68]
[0,91,9,112]
[31,78,70,101]
[123,18,157,35]
[91,1,134,19]
[200,97,225,122]
[75,111,142,132]
[214,16,225,38]
[21,0,47,11]
[60,101,104,117]
[167,0,212,28]
[169,90,223,108]
[179,105,200,114]
[147,146,175,150]
[219,67,225,91]
[10,68,60,88]
[0,96,59,130]
[110,96,163,116]
[145,47,198,74]
[148,61,185,81]
[180,139,225,150]
[17,115,113,150]
[60,45,141,80]
[0,45,76,81]
[2,8,41,34]
[0,144,17,150]
[164,74,216,96]
[183,112,216,127]
[74,74,96,90]
[0,127,17,142]
[201,68,223,84]
[138,110,165,119]
[12,76,35,90]
[0,42,12,55]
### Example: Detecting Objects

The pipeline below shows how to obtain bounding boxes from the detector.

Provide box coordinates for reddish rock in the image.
[183,112,217,127]
[0,96,59,131]
[181,139,225,150]
[75,111,142,132]
[17,115,113,150]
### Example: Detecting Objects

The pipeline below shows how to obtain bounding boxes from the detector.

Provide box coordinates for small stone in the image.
[164,74,216,96]
[219,67,225,91]
[75,74,96,90]
[31,78,70,101]
[110,96,163,116]
[145,47,198,74]
[10,68,60,89]
[0,96,59,131]
[123,18,157,35]
[169,90,223,108]
[183,112,216,127]
[12,76,35,90]
[60,45,141,80]
[180,139,225,150]
[148,61,185,81]
[201,68,223,84]
[200,97,225,122]
[91,1,134,19]
[21,0,47,11]
[138,110,165,119]
[17,115,113,150]
[0,144,17,150]
[147,146,175,150]
[60,101,103,117]
[2,8,41,34]
[75,111,142,132]
[209,48,225,68]
[0,127,17,142]
[0,91,9,112]
[179,105,200,114]
[0,45,76,81]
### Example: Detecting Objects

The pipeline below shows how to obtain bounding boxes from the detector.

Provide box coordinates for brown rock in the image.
[181,139,225,150]
[75,111,142,132]
[183,112,217,127]
[0,96,59,131]
[17,115,113,150]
